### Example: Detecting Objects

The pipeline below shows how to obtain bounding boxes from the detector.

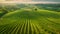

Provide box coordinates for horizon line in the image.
[0,1,60,4]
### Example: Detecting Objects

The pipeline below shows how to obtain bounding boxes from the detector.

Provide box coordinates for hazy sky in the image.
[33,0,60,2]
[0,0,60,2]
[0,0,60,3]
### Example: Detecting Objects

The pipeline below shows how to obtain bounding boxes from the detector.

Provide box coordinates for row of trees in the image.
[0,4,38,18]
[35,4,60,12]
[0,5,20,18]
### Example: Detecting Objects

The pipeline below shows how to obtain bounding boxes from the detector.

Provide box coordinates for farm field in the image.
[0,4,60,34]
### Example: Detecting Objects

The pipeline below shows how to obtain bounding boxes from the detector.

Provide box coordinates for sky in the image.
[0,0,60,3]
[33,0,60,2]
[0,0,59,2]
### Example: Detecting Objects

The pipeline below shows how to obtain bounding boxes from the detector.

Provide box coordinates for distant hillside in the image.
[34,4,60,12]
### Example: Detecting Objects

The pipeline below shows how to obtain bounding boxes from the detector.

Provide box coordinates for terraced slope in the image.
[0,9,60,34]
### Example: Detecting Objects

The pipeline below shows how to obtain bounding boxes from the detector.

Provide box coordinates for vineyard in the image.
[0,8,60,34]
[0,4,60,34]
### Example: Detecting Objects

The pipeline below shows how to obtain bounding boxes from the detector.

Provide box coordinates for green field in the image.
[0,7,60,34]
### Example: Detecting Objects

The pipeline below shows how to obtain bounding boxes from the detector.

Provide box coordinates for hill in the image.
[0,9,60,34]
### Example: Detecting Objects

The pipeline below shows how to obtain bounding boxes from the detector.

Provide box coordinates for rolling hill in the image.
[0,9,60,34]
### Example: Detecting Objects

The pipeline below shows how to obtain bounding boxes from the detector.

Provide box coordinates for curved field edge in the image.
[0,9,60,34]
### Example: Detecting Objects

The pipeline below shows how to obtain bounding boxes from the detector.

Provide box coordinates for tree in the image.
[35,8,38,11]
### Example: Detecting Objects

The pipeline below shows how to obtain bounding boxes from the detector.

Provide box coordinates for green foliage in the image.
[0,4,60,34]
[35,4,60,12]
[0,9,60,34]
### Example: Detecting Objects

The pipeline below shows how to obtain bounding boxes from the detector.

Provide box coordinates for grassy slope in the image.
[0,9,60,34]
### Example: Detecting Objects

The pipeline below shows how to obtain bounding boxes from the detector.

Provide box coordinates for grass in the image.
[0,9,60,34]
